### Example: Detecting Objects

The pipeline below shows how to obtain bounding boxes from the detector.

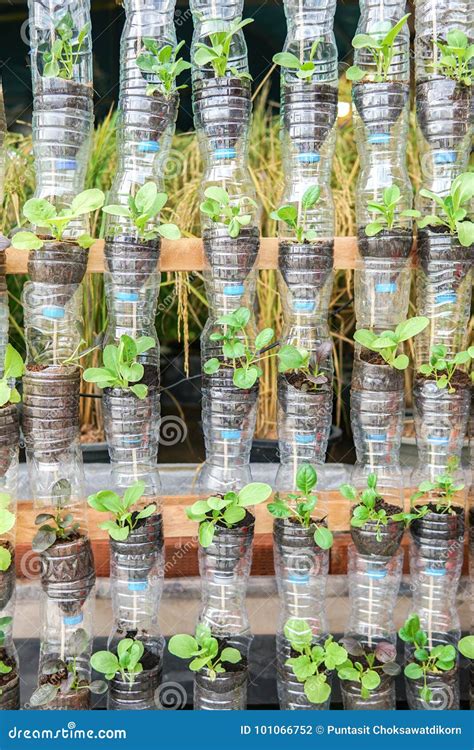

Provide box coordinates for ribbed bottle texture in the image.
[415,0,472,211]
[28,0,93,232]
[414,232,472,367]
[277,661,332,710]
[197,519,254,653]
[345,546,403,647]
[107,514,165,710]
[341,676,396,710]
[193,669,247,710]
[353,1,412,264]
[0,79,6,206]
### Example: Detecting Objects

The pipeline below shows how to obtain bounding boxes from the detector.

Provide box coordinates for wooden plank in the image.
[6,237,366,274]
[13,495,469,578]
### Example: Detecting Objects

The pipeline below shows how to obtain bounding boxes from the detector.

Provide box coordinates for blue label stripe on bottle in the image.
[42,306,65,320]
[55,159,77,170]
[434,151,456,165]
[368,133,390,144]
[115,291,139,302]
[435,293,457,305]
[123,436,142,445]
[366,433,387,442]
[425,568,446,577]
[128,581,148,591]
[295,434,315,445]
[427,435,449,445]
[221,429,241,440]
[214,148,237,159]
[365,569,387,579]
[296,152,320,163]
[287,573,310,584]
[138,141,160,153]
[293,300,316,312]
[223,285,245,296]
[375,283,397,293]
[63,614,84,626]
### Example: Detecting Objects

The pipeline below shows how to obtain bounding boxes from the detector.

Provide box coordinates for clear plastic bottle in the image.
[277,661,332,710]
[350,347,405,511]
[107,508,164,711]
[197,516,254,654]
[273,517,329,708]
[0,239,10,383]
[415,0,472,212]
[0,605,20,710]
[340,675,396,710]
[28,0,93,234]
[414,232,472,367]
[353,257,411,332]
[345,545,403,647]
[23,283,83,367]
[191,0,259,493]
[353,1,412,262]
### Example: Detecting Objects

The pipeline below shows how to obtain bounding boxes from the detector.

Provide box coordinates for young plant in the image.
[0,344,24,407]
[91,638,145,687]
[399,615,457,703]
[136,39,191,97]
[0,496,15,571]
[267,464,333,550]
[273,40,321,81]
[409,456,464,515]
[40,13,89,80]
[411,172,474,247]
[270,186,320,244]
[30,629,106,706]
[390,503,430,528]
[364,184,418,236]
[200,186,257,238]
[418,344,474,393]
[458,636,474,660]
[12,189,105,250]
[194,18,253,79]
[347,14,410,82]
[169,624,242,681]
[83,334,155,399]
[186,482,272,548]
[433,29,473,86]
[102,182,180,241]
[284,618,348,704]
[32,509,80,553]
[339,473,391,542]
[278,341,332,391]
[88,480,157,542]
[0,616,13,686]
[353,317,429,370]
[203,306,301,389]
[337,638,401,699]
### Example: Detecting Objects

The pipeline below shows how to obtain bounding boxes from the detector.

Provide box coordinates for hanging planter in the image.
[277,618,347,710]
[169,625,247,711]
[398,615,471,710]
[337,638,400,710]
[354,257,411,332]
[31,629,106,711]
[186,483,271,646]
[193,75,251,156]
[0,618,19,710]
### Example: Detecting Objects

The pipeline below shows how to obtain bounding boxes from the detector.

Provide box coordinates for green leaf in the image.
[353,328,377,349]
[284,618,312,648]
[0,546,12,572]
[135,504,156,521]
[238,482,272,507]
[233,367,258,389]
[203,358,220,375]
[0,507,15,535]
[102,204,131,218]
[267,500,292,518]
[393,354,409,370]
[123,481,146,510]
[458,635,474,660]
[272,51,301,69]
[198,521,215,548]
[278,344,305,372]
[420,686,432,703]
[361,669,381,691]
[302,185,320,210]
[70,188,104,215]
[365,222,383,237]
[220,647,242,664]
[158,223,181,240]
[304,675,331,704]
[99,521,129,541]
[255,328,274,350]
[296,463,317,494]
[204,186,229,205]
[395,316,429,343]
[382,13,410,47]
[346,65,366,81]
[223,505,246,525]
[456,220,474,247]
[339,483,357,501]
[404,662,423,680]
[11,231,43,251]
[91,651,119,677]
[314,526,333,550]
[130,384,148,399]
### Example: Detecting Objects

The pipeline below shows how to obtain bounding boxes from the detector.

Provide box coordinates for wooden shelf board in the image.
[14,494,468,579]
[4,237,416,274]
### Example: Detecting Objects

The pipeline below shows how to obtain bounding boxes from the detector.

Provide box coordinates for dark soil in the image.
[353,81,409,128]
[417,227,471,267]
[0,649,16,687]
[416,79,470,144]
[285,370,319,393]
[28,241,88,287]
[357,227,413,260]
[104,238,159,288]
[214,509,255,531]
[414,370,470,392]
[193,77,251,149]
[410,503,465,547]
[202,226,259,279]
[350,498,404,557]
[282,82,338,152]
[358,348,387,367]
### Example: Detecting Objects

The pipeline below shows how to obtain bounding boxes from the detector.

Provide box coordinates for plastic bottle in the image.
[28,0,94,234]
[415,0,472,213]
[190,0,259,493]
